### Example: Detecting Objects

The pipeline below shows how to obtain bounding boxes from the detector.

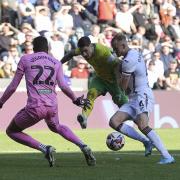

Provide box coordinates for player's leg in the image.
[109,110,150,146]
[78,76,106,129]
[109,91,152,156]
[6,107,56,167]
[136,113,175,164]
[46,111,96,166]
[108,81,128,107]
[6,108,43,150]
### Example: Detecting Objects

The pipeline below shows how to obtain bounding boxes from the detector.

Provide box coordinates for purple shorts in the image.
[12,106,60,130]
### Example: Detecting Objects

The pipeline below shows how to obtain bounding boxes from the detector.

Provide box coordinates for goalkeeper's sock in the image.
[6,130,42,151]
[146,129,171,158]
[39,144,47,153]
[55,124,85,148]
[118,123,149,143]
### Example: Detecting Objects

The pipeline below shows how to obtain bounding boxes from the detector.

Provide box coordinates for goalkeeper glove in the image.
[73,95,91,110]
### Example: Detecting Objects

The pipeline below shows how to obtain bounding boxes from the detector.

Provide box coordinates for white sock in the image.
[119,123,149,144]
[39,144,47,153]
[146,130,171,158]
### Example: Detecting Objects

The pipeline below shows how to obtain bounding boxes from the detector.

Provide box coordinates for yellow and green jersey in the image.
[75,43,118,83]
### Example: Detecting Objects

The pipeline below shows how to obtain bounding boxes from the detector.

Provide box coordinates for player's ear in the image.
[122,43,126,49]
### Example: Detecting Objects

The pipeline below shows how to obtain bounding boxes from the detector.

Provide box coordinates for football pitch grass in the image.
[0,129,180,180]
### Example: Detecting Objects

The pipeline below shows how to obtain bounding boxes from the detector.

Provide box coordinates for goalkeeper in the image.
[61,36,128,129]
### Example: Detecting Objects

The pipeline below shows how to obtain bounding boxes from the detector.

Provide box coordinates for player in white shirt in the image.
[110,33,175,165]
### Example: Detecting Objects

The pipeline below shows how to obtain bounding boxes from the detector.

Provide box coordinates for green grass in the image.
[0,129,180,180]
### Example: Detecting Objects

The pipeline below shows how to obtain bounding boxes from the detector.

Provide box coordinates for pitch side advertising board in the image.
[0,91,179,130]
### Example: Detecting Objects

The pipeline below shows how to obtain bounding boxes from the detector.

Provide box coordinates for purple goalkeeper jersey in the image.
[0,52,76,108]
[19,52,61,108]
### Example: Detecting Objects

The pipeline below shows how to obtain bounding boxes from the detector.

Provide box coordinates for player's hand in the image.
[73,95,91,110]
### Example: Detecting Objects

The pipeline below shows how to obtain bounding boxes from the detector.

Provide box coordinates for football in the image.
[106,132,125,151]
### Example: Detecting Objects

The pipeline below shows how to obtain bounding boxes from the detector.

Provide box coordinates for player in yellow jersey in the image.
[61,36,128,129]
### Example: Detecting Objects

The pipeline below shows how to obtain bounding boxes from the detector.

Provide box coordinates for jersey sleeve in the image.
[121,57,137,76]
[56,62,76,101]
[17,56,25,75]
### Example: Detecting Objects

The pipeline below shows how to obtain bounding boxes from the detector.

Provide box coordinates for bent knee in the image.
[6,127,11,137]
[48,124,59,133]
[136,120,149,131]
[6,121,22,136]
[109,112,124,129]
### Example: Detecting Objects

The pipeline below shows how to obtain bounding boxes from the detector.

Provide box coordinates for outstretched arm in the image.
[56,63,90,108]
[61,50,76,64]
[0,69,24,108]
[57,62,76,101]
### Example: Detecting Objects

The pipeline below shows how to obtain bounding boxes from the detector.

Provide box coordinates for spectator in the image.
[142,41,155,63]
[147,60,159,88]
[0,61,5,78]
[151,51,164,78]
[98,0,117,28]
[88,24,101,43]
[72,2,98,35]
[18,0,35,26]
[20,31,35,53]
[133,0,148,28]
[53,5,73,36]
[143,0,154,19]
[48,0,62,13]
[101,26,118,48]
[1,0,18,27]
[133,26,148,47]
[1,62,13,78]
[34,6,53,32]
[160,44,174,72]
[24,43,33,54]
[161,0,176,17]
[20,22,39,38]
[153,77,167,90]
[173,39,180,58]
[115,2,137,38]
[145,13,164,41]
[49,31,65,60]
[68,27,84,49]
[78,0,98,16]
[176,52,180,70]
[175,0,180,17]
[164,59,180,90]
[70,3,85,30]
[3,45,20,72]
[169,16,180,40]
[71,56,89,79]
[0,23,14,37]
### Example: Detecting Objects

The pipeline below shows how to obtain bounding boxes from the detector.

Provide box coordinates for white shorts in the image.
[119,88,154,120]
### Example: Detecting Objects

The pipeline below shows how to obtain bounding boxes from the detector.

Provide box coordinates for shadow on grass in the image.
[0,150,179,180]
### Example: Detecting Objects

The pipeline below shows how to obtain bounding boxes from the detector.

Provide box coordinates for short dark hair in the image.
[33,36,48,53]
[111,33,127,47]
[78,36,91,48]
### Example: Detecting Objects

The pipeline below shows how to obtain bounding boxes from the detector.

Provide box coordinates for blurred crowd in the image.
[0,0,179,90]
